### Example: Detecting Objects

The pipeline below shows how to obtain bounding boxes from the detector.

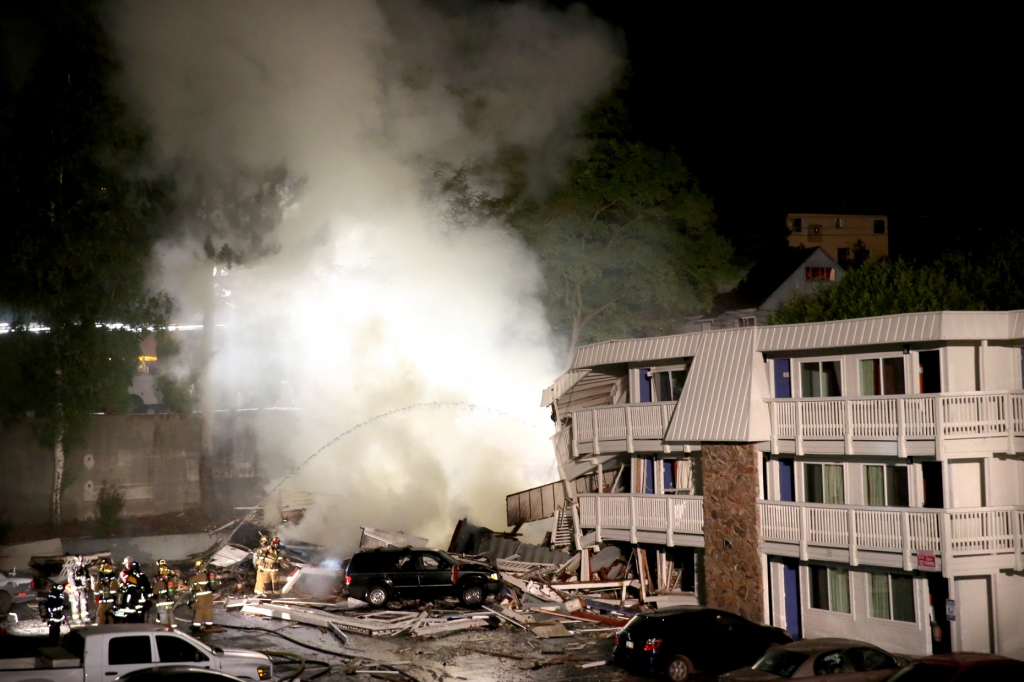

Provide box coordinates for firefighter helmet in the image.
[271,537,280,547]
[259,535,269,547]
[52,583,65,593]
[123,555,134,567]
[99,559,114,574]
[194,559,206,571]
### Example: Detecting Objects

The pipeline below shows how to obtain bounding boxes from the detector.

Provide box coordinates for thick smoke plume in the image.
[109,0,621,550]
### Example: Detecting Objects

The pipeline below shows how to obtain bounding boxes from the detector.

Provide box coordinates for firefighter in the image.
[128,561,153,623]
[252,536,271,595]
[66,555,91,625]
[188,559,216,630]
[45,583,67,643]
[115,567,143,623]
[258,537,285,595]
[92,559,118,625]
[153,559,182,628]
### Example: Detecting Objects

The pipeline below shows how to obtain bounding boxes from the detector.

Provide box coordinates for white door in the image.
[955,576,993,653]
[949,460,985,508]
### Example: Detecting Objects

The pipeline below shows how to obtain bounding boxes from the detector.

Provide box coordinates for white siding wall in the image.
[801,568,931,655]
[984,345,1019,391]
[995,571,1024,660]
[949,459,986,508]
[944,345,978,392]
[989,456,1023,507]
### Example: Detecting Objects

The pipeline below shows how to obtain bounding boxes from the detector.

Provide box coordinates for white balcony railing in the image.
[758,500,1024,572]
[577,493,703,546]
[767,390,1024,456]
[570,402,677,456]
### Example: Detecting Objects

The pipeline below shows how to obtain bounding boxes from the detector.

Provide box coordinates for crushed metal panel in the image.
[208,545,250,568]
[541,369,590,407]
[571,334,702,370]
[359,527,429,550]
[506,480,565,526]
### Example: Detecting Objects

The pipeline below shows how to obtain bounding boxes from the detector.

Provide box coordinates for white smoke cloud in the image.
[108,0,621,550]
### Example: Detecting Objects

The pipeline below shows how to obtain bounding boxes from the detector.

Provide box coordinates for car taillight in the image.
[345,575,352,586]
[30,581,35,588]
[452,564,459,585]
[643,638,662,652]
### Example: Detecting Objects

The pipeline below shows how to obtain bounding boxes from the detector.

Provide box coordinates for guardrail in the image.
[570,402,677,456]
[767,390,1024,456]
[577,493,703,546]
[758,500,1024,572]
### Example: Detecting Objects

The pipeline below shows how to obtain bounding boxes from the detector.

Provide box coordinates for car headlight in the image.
[257,665,271,679]
[489,573,499,581]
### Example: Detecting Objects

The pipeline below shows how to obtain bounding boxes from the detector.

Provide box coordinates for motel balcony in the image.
[553,402,681,480]
[767,390,1024,457]
[573,493,1024,575]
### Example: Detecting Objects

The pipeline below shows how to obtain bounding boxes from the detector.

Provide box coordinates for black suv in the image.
[345,548,502,608]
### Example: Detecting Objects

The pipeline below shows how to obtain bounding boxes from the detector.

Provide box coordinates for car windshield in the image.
[752,649,809,678]
[887,663,958,682]
[436,551,459,566]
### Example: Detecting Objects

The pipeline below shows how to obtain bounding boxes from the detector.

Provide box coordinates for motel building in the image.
[508,309,1024,660]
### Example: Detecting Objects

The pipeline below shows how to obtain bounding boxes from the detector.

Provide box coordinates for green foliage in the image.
[435,95,736,359]
[0,3,171,524]
[770,260,983,324]
[156,374,197,413]
[95,481,125,537]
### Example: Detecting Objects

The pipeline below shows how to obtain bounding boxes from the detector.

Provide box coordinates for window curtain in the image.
[891,575,916,622]
[869,573,891,619]
[829,568,851,614]
[860,359,880,396]
[675,459,693,494]
[823,465,845,505]
[865,466,886,507]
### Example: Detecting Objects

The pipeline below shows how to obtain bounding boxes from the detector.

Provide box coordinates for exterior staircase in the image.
[551,506,575,550]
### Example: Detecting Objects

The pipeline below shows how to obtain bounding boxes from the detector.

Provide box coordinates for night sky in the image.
[565,4,1012,265]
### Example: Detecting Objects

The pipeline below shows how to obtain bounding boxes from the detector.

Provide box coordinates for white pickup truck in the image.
[0,624,272,682]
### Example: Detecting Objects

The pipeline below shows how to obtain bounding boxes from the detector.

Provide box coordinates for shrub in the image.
[95,481,125,536]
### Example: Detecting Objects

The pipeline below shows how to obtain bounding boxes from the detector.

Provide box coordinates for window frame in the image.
[804,266,836,282]
[804,462,846,504]
[108,635,155,666]
[857,353,908,396]
[867,572,916,624]
[647,363,691,403]
[798,357,844,398]
[863,464,910,507]
[807,565,852,615]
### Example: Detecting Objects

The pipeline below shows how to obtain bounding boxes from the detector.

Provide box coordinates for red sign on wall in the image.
[917,550,937,572]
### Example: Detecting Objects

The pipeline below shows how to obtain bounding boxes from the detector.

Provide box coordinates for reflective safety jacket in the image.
[69,565,90,592]
[254,547,282,573]
[45,592,66,624]
[93,573,118,603]
[154,570,183,606]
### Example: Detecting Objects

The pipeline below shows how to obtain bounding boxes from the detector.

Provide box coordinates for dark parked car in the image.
[1,568,37,616]
[344,547,501,608]
[720,638,907,680]
[613,606,792,681]
[887,652,1024,681]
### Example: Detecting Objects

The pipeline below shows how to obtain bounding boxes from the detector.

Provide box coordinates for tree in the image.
[0,2,171,526]
[769,259,983,325]
[436,97,735,363]
[170,163,304,516]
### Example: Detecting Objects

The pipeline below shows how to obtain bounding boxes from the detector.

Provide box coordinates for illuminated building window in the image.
[805,267,835,281]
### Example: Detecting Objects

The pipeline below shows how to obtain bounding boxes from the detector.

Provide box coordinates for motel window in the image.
[805,463,845,504]
[859,357,906,396]
[834,218,843,229]
[801,361,842,397]
[805,267,835,282]
[874,219,886,234]
[649,366,689,402]
[809,565,851,614]
[864,465,910,507]
[792,217,803,232]
[868,573,915,622]
[739,316,756,328]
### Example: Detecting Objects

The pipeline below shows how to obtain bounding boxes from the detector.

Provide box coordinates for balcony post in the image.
[1012,506,1022,572]
[629,495,638,545]
[844,398,853,455]
[595,496,603,544]
[795,400,804,457]
[770,401,779,454]
[593,411,601,455]
[940,512,953,577]
[571,413,579,460]
[901,510,912,571]
[848,508,858,566]
[799,505,808,561]
[934,396,945,460]
[625,406,635,454]
[1004,394,1016,455]
[666,496,675,547]
[897,398,907,458]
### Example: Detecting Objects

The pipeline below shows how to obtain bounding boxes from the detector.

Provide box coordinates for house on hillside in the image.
[684,247,845,331]
[787,213,889,264]
[510,309,1024,659]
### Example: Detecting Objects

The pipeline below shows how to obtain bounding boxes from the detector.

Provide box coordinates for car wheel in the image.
[0,592,12,616]
[665,655,694,682]
[459,584,484,608]
[366,585,390,608]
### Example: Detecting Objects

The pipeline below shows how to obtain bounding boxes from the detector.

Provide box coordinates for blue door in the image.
[774,359,792,398]
[644,458,655,494]
[782,559,801,639]
[639,368,652,402]
[779,458,795,502]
